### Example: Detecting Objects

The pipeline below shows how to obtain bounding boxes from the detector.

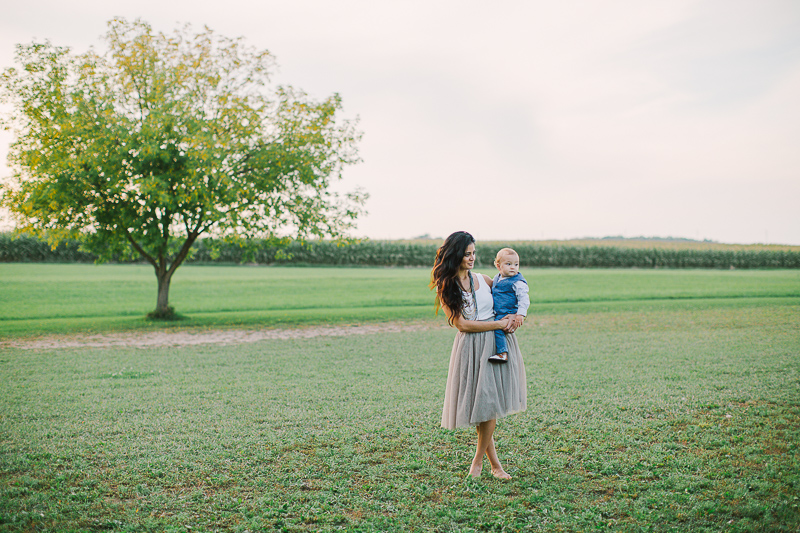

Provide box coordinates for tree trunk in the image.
[156,271,171,312]
[144,232,200,320]
[150,265,175,319]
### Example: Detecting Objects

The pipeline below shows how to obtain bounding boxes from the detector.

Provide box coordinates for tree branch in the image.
[166,231,199,278]
[123,229,157,268]
[109,23,148,121]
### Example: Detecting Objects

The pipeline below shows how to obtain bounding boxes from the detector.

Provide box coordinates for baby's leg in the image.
[489,315,509,363]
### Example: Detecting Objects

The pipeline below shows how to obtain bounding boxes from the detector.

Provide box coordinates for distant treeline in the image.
[2,233,799,269]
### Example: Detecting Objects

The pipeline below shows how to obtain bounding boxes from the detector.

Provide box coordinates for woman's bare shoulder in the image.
[481,273,494,288]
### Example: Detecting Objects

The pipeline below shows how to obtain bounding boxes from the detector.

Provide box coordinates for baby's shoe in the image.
[488,352,508,364]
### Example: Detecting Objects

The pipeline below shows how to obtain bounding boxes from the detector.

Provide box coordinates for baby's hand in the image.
[511,315,525,328]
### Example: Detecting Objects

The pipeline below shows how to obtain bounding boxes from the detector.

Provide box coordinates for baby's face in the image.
[496,253,520,278]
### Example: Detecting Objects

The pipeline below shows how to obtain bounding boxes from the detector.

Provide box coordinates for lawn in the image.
[0,266,799,531]
[1,263,798,336]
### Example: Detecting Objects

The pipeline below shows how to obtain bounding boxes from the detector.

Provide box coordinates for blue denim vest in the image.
[492,272,527,317]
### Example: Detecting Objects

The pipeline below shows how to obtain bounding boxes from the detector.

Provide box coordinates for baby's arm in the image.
[511,280,530,328]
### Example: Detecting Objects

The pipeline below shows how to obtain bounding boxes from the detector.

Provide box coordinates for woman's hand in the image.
[503,315,524,333]
[496,317,511,331]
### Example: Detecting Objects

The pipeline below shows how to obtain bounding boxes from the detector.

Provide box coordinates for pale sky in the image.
[1,0,799,244]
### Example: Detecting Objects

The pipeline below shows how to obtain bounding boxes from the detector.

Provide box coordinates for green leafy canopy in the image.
[0,17,366,269]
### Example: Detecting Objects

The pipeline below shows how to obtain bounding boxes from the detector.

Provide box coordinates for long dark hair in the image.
[430,231,475,325]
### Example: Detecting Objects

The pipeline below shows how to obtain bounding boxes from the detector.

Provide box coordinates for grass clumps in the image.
[1,303,799,531]
[145,306,184,321]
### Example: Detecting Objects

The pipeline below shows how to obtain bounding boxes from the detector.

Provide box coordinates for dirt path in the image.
[1,321,449,350]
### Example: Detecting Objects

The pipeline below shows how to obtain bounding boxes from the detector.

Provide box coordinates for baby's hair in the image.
[494,247,518,267]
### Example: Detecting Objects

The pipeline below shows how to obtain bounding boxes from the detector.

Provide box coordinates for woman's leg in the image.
[470,419,512,479]
[485,433,511,479]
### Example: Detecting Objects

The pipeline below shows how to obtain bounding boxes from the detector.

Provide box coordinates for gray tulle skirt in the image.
[441,329,527,429]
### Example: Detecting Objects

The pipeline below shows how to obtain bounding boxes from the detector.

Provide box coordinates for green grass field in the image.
[1,265,799,531]
[1,264,799,337]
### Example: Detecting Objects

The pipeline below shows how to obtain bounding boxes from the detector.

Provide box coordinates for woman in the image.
[431,231,527,479]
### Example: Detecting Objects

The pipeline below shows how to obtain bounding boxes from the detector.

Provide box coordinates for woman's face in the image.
[460,243,476,271]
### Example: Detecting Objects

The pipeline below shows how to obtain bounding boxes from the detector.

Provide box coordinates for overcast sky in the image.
[1,0,799,244]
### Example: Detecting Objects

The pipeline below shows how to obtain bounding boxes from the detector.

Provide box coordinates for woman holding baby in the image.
[431,231,528,479]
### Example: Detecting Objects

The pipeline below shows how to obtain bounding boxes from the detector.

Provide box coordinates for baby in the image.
[488,248,530,364]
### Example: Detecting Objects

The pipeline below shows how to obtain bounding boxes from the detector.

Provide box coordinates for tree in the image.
[0,18,365,318]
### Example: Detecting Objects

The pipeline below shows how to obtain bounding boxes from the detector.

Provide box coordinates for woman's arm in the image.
[442,303,510,333]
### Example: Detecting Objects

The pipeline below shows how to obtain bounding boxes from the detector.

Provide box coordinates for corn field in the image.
[2,233,799,269]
